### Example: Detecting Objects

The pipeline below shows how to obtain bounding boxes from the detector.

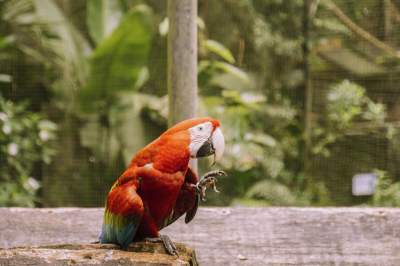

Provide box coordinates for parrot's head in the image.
[164,117,225,162]
[188,118,225,162]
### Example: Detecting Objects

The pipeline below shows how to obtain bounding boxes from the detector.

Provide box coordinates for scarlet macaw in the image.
[99,117,225,255]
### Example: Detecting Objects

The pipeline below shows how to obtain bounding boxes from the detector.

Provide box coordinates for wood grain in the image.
[1,207,399,265]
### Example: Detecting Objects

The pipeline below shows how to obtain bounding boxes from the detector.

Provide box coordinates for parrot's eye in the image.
[198,126,203,131]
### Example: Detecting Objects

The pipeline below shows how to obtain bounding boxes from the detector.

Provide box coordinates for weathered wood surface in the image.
[0,243,196,266]
[1,207,400,265]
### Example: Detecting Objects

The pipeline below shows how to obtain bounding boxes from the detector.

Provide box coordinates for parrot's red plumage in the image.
[100,117,225,253]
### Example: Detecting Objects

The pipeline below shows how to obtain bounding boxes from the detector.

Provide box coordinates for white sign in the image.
[352,173,377,196]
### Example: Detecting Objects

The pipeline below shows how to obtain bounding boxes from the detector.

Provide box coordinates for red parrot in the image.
[99,117,225,255]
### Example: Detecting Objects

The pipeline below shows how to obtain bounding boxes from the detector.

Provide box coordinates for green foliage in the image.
[327,80,385,127]
[0,98,56,206]
[87,0,129,45]
[77,4,156,190]
[371,170,400,207]
[87,0,107,44]
[0,0,90,111]
[194,6,305,205]
[197,0,395,207]
[203,40,235,64]
[327,80,366,126]
[2,0,400,208]
[242,180,302,206]
[197,16,253,93]
[203,78,301,206]
[81,5,153,111]
[313,80,386,156]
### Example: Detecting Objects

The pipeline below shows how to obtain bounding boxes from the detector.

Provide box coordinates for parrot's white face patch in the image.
[188,122,213,158]
[188,121,225,162]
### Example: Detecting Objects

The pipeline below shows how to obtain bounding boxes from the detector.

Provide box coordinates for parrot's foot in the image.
[145,235,179,256]
[194,170,226,201]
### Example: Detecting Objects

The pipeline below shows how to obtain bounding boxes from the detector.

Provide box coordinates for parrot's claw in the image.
[145,235,179,256]
[194,170,226,201]
[160,235,179,257]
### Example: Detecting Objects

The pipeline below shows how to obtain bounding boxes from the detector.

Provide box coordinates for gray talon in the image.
[195,170,226,201]
[146,235,179,256]
[160,235,179,256]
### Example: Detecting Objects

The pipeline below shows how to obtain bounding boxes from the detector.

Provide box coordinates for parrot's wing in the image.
[184,191,199,224]
[100,180,144,249]
[183,167,200,224]
[162,167,199,227]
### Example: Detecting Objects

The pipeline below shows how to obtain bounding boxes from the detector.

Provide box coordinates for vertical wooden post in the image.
[167,0,198,171]
[167,0,198,126]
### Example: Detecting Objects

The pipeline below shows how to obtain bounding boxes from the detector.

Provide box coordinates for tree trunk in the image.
[167,0,198,126]
[167,0,198,171]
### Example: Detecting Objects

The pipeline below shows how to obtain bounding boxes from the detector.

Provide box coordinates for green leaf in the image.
[87,0,124,44]
[245,133,277,147]
[81,5,154,111]
[33,0,90,84]
[87,0,106,44]
[0,35,15,50]
[206,61,251,90]
[213,61,248,82]
[245,180,298,206]
[204,40,235,63]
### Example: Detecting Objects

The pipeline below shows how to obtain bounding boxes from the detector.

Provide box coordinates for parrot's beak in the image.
[211,127,225,161]
[196,139,214,158]
[195,127,225,163]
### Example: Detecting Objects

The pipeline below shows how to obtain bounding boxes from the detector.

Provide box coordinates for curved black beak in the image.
[196,138,215,158]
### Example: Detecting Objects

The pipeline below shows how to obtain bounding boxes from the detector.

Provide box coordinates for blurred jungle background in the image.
[1,0,400,207]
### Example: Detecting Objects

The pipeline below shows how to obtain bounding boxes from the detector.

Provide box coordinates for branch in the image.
[322,0,400,59]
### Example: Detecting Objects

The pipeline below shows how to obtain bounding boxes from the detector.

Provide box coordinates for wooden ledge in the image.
[1,207,400,265]
[0,242,198,266]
